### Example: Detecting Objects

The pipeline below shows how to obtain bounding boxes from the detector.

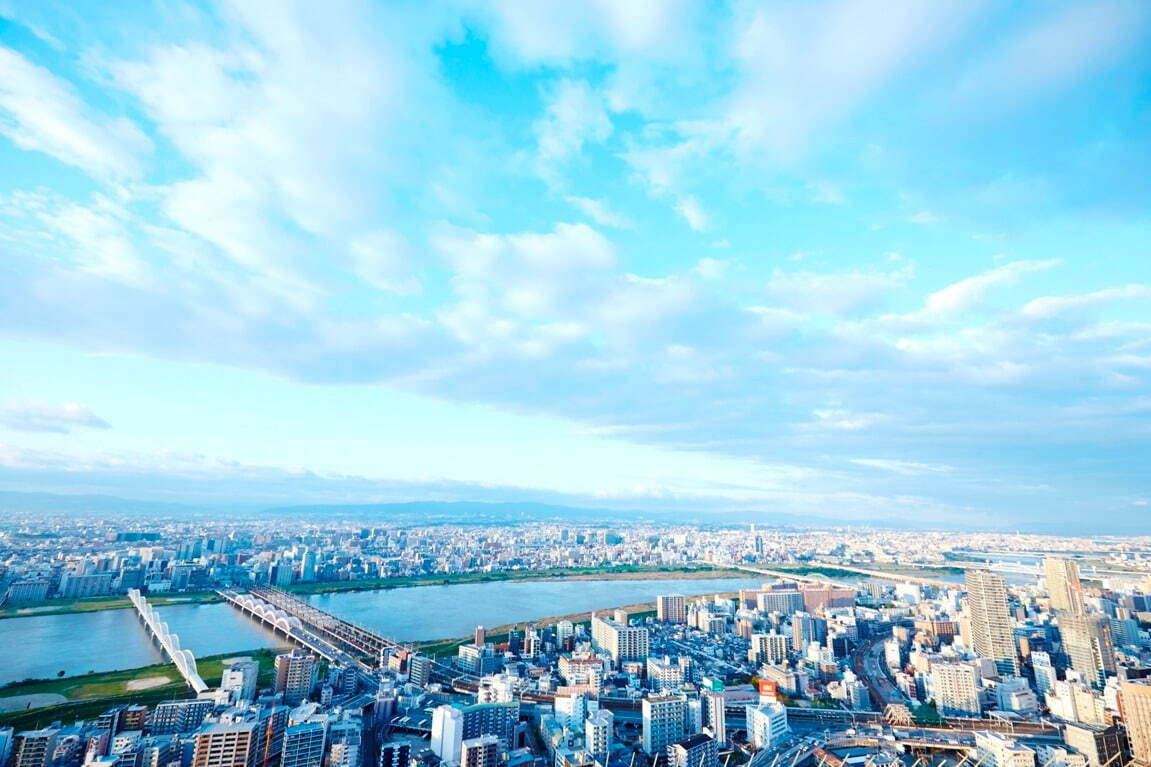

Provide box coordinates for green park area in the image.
[0,591,223,621]
[0,648,280,730]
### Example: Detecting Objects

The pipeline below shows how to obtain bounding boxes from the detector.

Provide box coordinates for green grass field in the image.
[0,591,223,620]
[0,648,283,729]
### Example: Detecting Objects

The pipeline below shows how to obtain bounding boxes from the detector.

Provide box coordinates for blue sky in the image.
[0,0,1149,527]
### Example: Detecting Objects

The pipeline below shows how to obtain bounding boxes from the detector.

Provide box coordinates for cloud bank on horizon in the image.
[0,0,1149,527]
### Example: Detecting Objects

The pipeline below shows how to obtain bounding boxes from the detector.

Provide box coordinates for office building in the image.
[668,734,718,767]
[591,615,649,664]
[1032,651,1058,695]
[966,570,1019,676]
[642,694,686,756]
[1045,558,1085,615]
[274,650,317,706]
[658,595,687,624]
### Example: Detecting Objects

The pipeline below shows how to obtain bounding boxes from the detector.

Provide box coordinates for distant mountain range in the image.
[0,489,1138,535]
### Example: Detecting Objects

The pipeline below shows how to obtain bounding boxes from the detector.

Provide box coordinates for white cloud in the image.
[723,0,985,160]
[909,210,940,224]
[564,196,634,229]
[924,259,1060,315]
[535,79,612,181]
[0,47,151,179]
[850,458,954,475]
[674,195,709,231]
[1019,285,1151,321]
[952,0,1151,112]
[766,267,907,316]
[1,402,112,434]
[347,230,421,295]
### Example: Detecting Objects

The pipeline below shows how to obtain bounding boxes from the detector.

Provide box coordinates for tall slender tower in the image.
[1044,557,1084,615]
[965,570,1019,676]
[1059,614,1116,689]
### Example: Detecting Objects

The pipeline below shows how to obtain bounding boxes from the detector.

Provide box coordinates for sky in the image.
[0,0,1149,529]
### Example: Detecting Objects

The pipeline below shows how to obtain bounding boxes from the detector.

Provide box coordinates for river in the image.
[3,576,768,686]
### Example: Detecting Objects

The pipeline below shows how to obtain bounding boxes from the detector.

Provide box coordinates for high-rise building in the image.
[931,662,980,717]
[431,706,464,762]
[460,736,499,767]
[591,615,649,664]
[701,690,726,746]
[745,702,789,750]
[408,654,432,688]
[642,694,686,756]
[274,650,317,706]
[1060,615,1116,690]
[748,633,790,665]
[11,729,58,767]
[657,595,687,624]
[192,722,258,767]
[281,722,326,767]
[966,570,1019,676]
[585,710,613,766]
[1044,558,1085,615]
[1119,681,1151,766]
[668,734,718,767]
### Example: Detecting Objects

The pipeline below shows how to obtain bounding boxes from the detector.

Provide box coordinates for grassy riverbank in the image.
[0,649,282,729]
[284,564,747,596]
[0,591,223,621]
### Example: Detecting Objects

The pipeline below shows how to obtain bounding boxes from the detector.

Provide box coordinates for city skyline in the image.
[1,2,1150,528]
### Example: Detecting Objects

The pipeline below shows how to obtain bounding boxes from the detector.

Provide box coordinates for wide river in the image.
[2,576,768,686]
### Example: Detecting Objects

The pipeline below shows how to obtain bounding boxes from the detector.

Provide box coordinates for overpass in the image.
[128,589,210,694]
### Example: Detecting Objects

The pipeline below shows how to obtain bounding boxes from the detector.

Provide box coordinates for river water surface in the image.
[4,576,767,685]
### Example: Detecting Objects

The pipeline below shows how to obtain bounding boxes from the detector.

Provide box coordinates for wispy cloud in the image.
[0,402,112,434]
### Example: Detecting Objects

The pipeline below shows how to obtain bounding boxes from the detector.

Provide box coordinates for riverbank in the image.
[0,591,224,621]
[284,564,747,596]
[0,649,281,729]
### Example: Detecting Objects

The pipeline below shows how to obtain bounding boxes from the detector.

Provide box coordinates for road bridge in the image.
[128,589,210,693]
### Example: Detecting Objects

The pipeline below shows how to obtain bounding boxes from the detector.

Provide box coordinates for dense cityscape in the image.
[3,4,1150,767]
[2,517,1151,767]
